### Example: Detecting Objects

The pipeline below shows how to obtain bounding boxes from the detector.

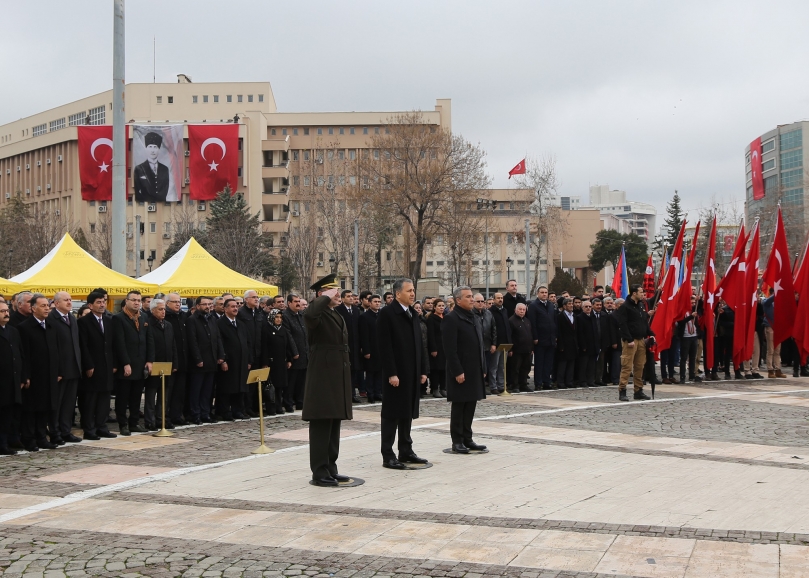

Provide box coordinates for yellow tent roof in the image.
[0,276,19,297]
[10,233,159,298]
[138,237,278,297]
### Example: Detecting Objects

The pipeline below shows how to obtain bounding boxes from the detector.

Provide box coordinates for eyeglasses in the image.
[474,300,484,303]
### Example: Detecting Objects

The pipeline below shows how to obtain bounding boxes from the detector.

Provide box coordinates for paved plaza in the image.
[2,379,809,577]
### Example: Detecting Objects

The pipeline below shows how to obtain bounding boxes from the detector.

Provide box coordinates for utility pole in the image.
[111,0,126,273]
[135,215,141,277]
[353,219,359,294]
[524,219,530,296]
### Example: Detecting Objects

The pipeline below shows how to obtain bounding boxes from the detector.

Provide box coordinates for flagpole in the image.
[111,0,126,273]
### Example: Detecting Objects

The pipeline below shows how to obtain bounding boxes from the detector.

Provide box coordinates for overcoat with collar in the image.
[377,302,424,420]
[187,311,225,373]
[77,313,114,392]
[527,299,557,347]
[556,310,578,361]
[111,311,155,379]
[48,308,81,380]
[18,315,60,411]
[442,308,487,403]
[216,315,252,395]
[335,303,361,368]
[301,295,353,421]
[0,324,25,407]
[358,309,381,373]
[282,309,308,370]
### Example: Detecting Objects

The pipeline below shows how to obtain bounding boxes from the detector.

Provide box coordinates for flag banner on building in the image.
[132,124,184,203]
[750,137,765,201]
[188,124,239,201]
[701,215,718,370]
[762,206,797,346]
[78,125,122,201]
[643,254,655,298]
[508,159,526,179]
[651,220,687,352]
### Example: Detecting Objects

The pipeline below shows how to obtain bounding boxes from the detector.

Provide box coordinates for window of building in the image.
[237,167,242,177]
[304,128,309,135]
[164,222,171,233]
[271,129,276,136]
[328,128,334,135]
[338,175,345,186]
[780,129,802,151]
[304,176,310,186]
[156,96,162,104]
[167,96,174,104]
[317,128,322,135]
[33,124,47,137]
[282,129,287,136]
[784,188,804,205]
[782,169,803,189]
[149,222,156,233]
[203,95,209,103]
[762,139,775,153]
[237,95,243,102]
[507,233,514,244]
[339,128,344,135]
[350,127,355,135]
[303,151,310,161]
[764,175,779,193]
[762,159,776,171]
[88,105,105,125]
[373,150,380,160]
[292,151,299,161]
[227,95,232,102]
[192,95,198,103]
[213,95,219,103]
[292,176,300,185]
[338,150,344,160]
[781,149,803,170]
[150,250,156,260]
[258,94,264,102]
[246,95,252,102]
[349,150,356,160]
[374,127,380,134]
[90,223,96,233]
[349,176,356,185]
[293,128,299,135]
[363,127,369,135]
[68,112,86,126]
[49,118,65,132]
[327,150,334,160]
[317,176,325,186]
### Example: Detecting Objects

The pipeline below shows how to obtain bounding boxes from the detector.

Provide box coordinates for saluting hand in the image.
[389,376,400,387]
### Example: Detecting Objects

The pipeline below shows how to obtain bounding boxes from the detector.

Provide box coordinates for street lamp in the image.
[506,256,513,280]
[147,254,154,272]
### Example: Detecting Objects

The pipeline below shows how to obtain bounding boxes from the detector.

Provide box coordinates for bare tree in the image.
[286,209,320,292]
[436,192,485,290]
[89,211,114,267]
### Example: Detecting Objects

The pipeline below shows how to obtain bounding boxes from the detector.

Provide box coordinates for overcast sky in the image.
[4,1,809,228]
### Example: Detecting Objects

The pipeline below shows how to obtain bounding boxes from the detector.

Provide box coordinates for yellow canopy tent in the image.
[0,276,19,297]
[9,233,158,298]
[138,237,278,297]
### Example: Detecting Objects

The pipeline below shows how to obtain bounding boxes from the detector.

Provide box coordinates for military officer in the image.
[134,131,170,202]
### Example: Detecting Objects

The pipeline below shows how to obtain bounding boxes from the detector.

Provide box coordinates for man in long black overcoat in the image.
[0,301,25,454]
[48,291,82,443]
[77,291,117,440]
[217,298,252,420]
[377,279,428,469]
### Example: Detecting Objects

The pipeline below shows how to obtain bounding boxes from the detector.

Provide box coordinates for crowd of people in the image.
[0,276,797,463]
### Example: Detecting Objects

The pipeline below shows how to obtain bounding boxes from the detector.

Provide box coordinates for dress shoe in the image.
[311,476,339,487]
[801,368,809,377]
[157,421,175,430]
[245,409,259,418]
[751,373,764,379]
[694,376,703,382]
[283,406,294,413]
[433,390,442,398]
[661,378,672,384]
[734,371,744,380]
[63,434,82,443]
[490,390,499,395]
[465,441,487,451]
[83,433,101,441]
[451,443,470,454]
[97,430,117,438]
[232,412,248,420]
[23,443,40,452]
[398,454,428,464]
[38,440,58,450]
[119,426,131,436]
[619,390,629,402]
[0,447,18,455]
[383,458,408,469]
[8,440,24,450]
[145,423,158,432]
[768,370,776,378]
[633,390,651,400]
[296,405,304,411]
[277,407,286,414]
[130,424,147,433]
[440,389,447,397]
[173,417,188,426]
[332,474,351,483]
[678,378,686,384]
[51,437,66,446]
[220,414,235,422]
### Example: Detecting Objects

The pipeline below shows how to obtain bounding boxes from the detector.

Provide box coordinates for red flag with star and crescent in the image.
[78,125,129,201]
[508,159,526,179]
[762,206,797,346]
[701,215,718,370]
[750,137,765,201]
[188,124,239,200]
[737,222,759,365]
[792,235,809,360]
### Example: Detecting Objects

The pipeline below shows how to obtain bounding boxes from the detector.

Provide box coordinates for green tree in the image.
[588,230,648,274]
[270,253,299,295]
[548,267,585,296]
[653,191,685,256]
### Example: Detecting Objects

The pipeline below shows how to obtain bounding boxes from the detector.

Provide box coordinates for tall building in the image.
[586,184,657,241]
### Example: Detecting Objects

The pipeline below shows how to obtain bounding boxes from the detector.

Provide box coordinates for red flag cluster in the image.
[78,124,239,202]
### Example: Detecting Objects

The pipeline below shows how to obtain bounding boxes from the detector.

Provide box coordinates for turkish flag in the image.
[676,221,700,320]
[508,159,526,179]
[750,137,765,201]
[651,220,687,352]
[701,216,718,369]
[735,222,759,365]
[793,235,809,360]
[188,124,239,200]
[716,221,747,306]
[762,206,797,346]
[78,126,114,201]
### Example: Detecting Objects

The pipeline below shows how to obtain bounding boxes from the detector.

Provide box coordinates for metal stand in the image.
[151,362,174,437]
[248,368,274,455]
[497,344,513,396]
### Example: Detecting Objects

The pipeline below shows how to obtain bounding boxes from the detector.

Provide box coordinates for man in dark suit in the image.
[144,299,178,430]
[0,300,25,454]
[556,298,578,388]
[9,291,32,328]
[237,290,264,416]
[282,293,308,411]
[527,285,557,390]
[358,295,383,403]
[112,291,155,436]
[377,279,428,469]
[335,289,363,403]
[164,292,189,425]
[487,292,511,394]
[48,291,82,444]
[77,291,117,440]
[575,300,599,388]
[187,296,225,424]
[302,274,354,487]
[18,294,61,451]
[502,279,526,318]
[442,286,487,454]
[217,298,252,420]
[134,131,170,202]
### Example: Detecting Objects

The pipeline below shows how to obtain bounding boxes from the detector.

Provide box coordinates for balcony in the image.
[262,135,290,152]
[262,190,289,202]
[262,163,290,180]
[261,217,290,234]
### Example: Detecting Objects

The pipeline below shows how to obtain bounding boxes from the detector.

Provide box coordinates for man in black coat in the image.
[282,294,308,411]
[18,294,61,451]
[0,301,25,454]
[487,293,511,394]
[335,289,363,402]
[613,284,653,401]
[237,290,264,416]
[217,298,252,420]
[9,291,32,328]
[575,300,599,388]
[377,280,428,469]
[77,291,117,440]
[527,285,557,390]
[164,292,189,425]
[442,286,487,454]
[556,298,578,388]
[144,299,178,429]
[503,279,526,318]
[358,295,383,403]
[507,303,533,392]
[133,131,170,202]
[112,291,155,436]
[48,292,82,444]
[187,296,225,423]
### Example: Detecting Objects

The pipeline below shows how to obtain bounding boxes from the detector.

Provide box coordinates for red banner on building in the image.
[750,137,765,201]
[188,124,239,200]
[78,126,114,201]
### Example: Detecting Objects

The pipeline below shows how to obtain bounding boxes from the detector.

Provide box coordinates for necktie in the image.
[98,317,104,333]
[40,320,46,329]
[63,314,70,326]
[232,319,237,328]
[406,308,412,320]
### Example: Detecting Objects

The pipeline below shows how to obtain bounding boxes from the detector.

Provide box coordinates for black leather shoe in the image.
[0,447,18,455]
[751,373,764,379]
[145,423,158,432]
[39,440,58,450]
[332,474,351,483]
[619,391,629,402]
[130,424,147,433]
[173,418,188,426]
[451,443,469,454]
[97,430,117,438]
[83,433,101,441]
[634,390,651,400]
[465,441,487,451]
[399,454,428,464]
[312,476,339,487]
[119,426,131,436]
[63,434,82,443]
[8,440,24,450]
[382,458,408,469]
[23,443,39,452]
[232,413,247,420]
[51,437,66,446]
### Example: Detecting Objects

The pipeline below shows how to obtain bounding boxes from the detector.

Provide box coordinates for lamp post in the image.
[476,197,496,297]
[147,255,154,272]
[506,256,513,280]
